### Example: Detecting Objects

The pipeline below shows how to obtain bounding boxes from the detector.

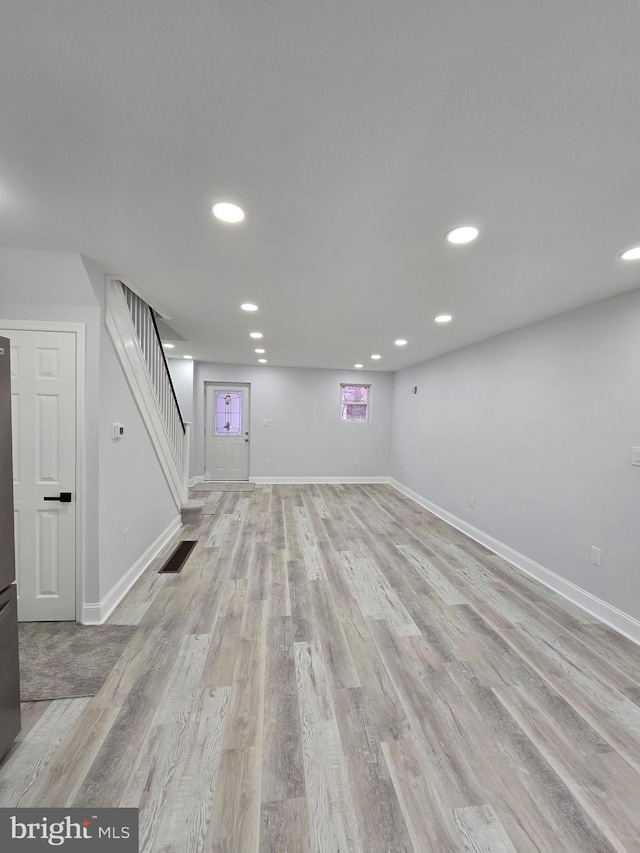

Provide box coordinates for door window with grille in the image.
[213,390,243,436]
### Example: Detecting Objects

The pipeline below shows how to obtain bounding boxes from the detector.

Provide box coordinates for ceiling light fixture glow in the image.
[621,245,640,260]
[249,332,263,339]
[254,348,265,354]
[212,202,245,223]
[258,358,267,363]
[163,343,175,349]
[354,364,363,369]
[434,314,453,324]
[241,303,258,311]
[394,339,407,346]
[371,354,381,360]
[446,225,478,244]
[183,354,193,359]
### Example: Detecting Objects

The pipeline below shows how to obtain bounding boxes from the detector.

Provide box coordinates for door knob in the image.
[43,492,72,503]
[244,438,249,442]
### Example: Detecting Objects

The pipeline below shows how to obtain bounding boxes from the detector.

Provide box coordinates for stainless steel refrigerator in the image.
[0,336,20,759]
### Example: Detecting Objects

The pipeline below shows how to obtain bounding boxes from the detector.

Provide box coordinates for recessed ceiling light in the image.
[395,339,407,346]
[446,225,478,244]
[249,332,263,339]
[371,354,381,360]
[163,343,175,349]
[258,358,267,363]
[434,314,453,324]
[254,348,265,354]
[621,245,640,260]
[354,364,363,369]
[212,202,245,223]
[183,354,193,359]
[241,303,258,311]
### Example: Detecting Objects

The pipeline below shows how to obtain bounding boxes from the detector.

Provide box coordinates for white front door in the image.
[204,384,250,481]
[1,329,77,621]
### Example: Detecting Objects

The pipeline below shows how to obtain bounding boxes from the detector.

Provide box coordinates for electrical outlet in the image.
[469,496,475,508]
[266,457,272,467]
[353,457,359,466]
[632,447,640,466]
[590,546,601,566]
[123,528,130,547]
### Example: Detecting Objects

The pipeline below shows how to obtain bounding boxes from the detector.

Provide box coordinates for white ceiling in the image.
[2,1,640,371]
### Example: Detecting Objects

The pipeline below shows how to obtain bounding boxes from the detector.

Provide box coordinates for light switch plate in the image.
[632,447,640,466]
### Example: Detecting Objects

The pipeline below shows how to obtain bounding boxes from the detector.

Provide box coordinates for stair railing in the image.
[121,283,185,467]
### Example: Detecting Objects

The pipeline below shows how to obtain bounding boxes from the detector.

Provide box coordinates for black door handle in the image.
[43,492,72,503]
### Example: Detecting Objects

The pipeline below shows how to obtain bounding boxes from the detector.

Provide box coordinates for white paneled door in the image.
[204,384,250,481]
[1,329,77,621]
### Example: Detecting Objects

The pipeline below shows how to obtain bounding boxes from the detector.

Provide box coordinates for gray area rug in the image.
[18,622,137,702]
[192,482,255,492]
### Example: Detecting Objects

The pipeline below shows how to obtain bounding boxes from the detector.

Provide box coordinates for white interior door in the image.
[1,328,77,621]
[204,384,250,481]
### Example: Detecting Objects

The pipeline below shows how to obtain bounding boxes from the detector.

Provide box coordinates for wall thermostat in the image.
[112,423,125,440]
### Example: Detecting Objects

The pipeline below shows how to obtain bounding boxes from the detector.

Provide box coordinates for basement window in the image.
[340,384,370,422]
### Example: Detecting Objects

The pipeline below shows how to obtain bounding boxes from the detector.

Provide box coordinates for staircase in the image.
[105,278,196,518]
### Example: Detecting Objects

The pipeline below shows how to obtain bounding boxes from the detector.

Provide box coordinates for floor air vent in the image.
[159,540,197,574]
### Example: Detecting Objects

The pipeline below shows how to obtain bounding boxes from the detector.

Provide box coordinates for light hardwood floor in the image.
[1,484,640,852]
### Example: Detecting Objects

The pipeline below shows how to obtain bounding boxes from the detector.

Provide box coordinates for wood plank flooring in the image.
[2,484,640,852]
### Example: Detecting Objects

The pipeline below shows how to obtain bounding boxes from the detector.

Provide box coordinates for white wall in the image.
[167,357,195,477]
[168,358,194,424]
[83,259,177,600]
[0,248,100,307]
[391,287,640,621]
[192,362,393,479]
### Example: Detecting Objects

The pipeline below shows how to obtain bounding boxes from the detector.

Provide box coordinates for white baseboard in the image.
[191,475,387,486]
[82,516,181,624]
[250,476,389,485]
[389,478,640,647]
